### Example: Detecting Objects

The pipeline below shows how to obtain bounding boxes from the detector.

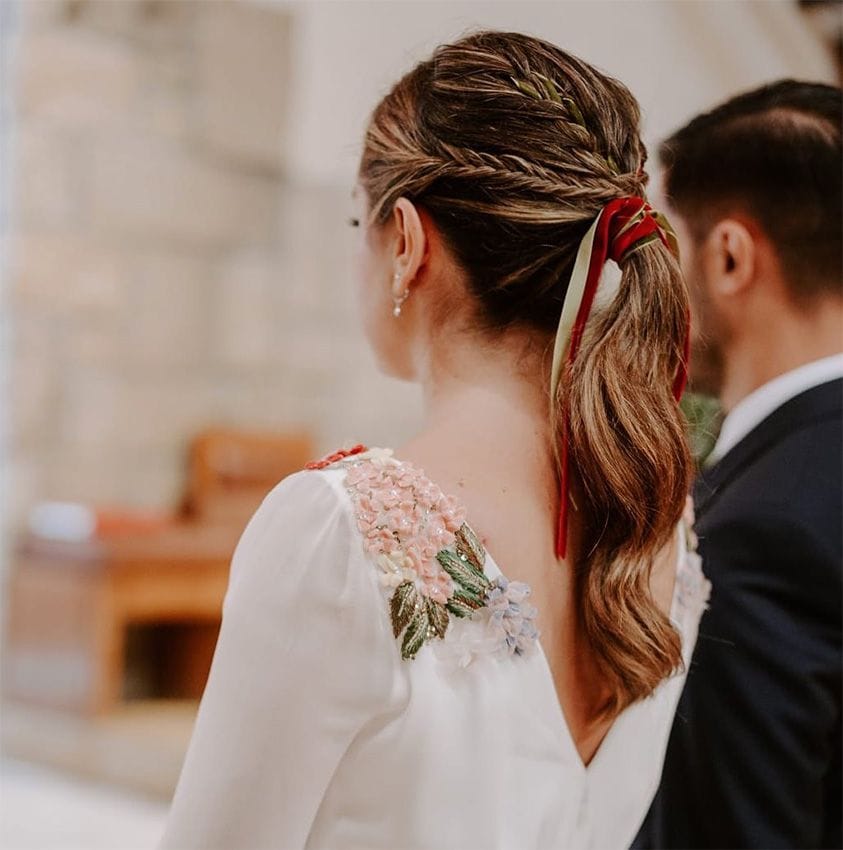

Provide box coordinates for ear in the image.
[390,197,428,298]
[704,219,756,299]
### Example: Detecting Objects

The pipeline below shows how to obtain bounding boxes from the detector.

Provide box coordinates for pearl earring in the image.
[392,272,410,317]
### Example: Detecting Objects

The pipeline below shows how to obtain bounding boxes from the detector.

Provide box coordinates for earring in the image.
[392,272,410,317]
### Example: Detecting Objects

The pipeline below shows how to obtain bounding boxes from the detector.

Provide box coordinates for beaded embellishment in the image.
[304,445,540,662]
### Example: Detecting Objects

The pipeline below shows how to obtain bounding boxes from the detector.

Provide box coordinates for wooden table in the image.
[2,523,244,716]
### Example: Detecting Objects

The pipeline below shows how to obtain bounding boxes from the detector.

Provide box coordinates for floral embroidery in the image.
[672,496,712,628]
[432,576,540,668]
[485,575,541,655]
[307,445,540,662]
[673,549,710,617]
[682,495,699,553]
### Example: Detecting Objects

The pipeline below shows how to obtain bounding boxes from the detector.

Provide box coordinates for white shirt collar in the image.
[708,353,843,464]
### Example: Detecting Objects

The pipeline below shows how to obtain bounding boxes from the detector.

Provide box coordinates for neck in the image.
[719,297,843,413]
[399,329,557,496]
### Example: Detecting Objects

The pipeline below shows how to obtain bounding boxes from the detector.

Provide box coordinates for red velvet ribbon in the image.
[555,197,691,559]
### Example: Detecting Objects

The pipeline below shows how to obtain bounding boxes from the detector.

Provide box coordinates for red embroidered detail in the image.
[304,443,368,470]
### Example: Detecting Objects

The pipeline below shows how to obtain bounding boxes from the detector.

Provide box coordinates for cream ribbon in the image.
[549,210,609,402]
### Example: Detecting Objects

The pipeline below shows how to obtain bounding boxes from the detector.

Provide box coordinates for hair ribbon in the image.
[550,197,691,559]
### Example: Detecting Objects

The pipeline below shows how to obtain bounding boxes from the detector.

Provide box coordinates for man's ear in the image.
[391,197,428,298]
[703,219,756,299]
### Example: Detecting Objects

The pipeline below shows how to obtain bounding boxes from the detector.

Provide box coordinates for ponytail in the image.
[560,240,692,715]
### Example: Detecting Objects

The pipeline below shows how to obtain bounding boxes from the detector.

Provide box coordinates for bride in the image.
[159,29,710,850]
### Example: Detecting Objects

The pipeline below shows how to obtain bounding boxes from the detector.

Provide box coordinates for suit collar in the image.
[694,377,842,517]
[708,353,843,463]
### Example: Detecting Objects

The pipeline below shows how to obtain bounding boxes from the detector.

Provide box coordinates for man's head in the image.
[659,80,842,402]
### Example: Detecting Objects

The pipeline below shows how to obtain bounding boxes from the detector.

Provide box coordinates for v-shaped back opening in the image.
[373,444,670,774]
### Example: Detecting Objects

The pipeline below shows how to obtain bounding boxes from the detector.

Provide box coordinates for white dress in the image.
[159,445,711,850]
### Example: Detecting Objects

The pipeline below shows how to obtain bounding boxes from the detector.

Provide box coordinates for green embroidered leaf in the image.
[652,209,681,260]
[534,72,561,103]
[453,587,485,608]
[447,597,474,617]
[455,522,486,570]
[426,597,450,639]
[447,590,483,617]
[437,548,491,597]
[389,581,419,639]
[401,607,429,659]
[510,76,541,100]
[628,232,661,255]
[562,97,586,127]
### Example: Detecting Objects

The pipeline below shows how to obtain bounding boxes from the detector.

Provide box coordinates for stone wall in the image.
[5,0,420,530]
[5,0,832,535]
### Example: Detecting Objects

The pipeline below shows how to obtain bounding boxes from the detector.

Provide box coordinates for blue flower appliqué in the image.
[432,572,541,669]
[485,575,541,656]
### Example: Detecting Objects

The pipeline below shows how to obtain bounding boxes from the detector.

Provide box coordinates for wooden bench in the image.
[3,429,314,715]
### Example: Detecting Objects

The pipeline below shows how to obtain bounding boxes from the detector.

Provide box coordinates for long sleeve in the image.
[158,470,396,850]
[635,510,842,849]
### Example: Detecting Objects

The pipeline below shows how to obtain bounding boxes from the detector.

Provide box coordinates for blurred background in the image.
[0,1,838,847]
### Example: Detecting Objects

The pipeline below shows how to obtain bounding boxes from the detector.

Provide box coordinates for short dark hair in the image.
[660,79,842,301]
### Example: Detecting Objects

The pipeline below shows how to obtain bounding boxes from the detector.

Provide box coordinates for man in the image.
[635,80,842,848]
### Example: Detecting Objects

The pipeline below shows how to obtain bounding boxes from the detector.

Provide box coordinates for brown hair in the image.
[660,79,842,304]
[358,30,692,715]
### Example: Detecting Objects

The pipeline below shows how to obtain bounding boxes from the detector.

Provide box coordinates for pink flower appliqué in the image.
[343,457,466,603]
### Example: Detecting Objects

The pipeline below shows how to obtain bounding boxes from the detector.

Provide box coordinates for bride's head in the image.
[352,30,692,713]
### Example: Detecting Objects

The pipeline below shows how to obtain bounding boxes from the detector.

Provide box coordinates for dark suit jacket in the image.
[634,377,843,849]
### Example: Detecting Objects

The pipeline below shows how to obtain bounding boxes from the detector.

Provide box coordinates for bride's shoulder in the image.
[258,443,392,513]
[301,443,468,537]
[299,443,540,664]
